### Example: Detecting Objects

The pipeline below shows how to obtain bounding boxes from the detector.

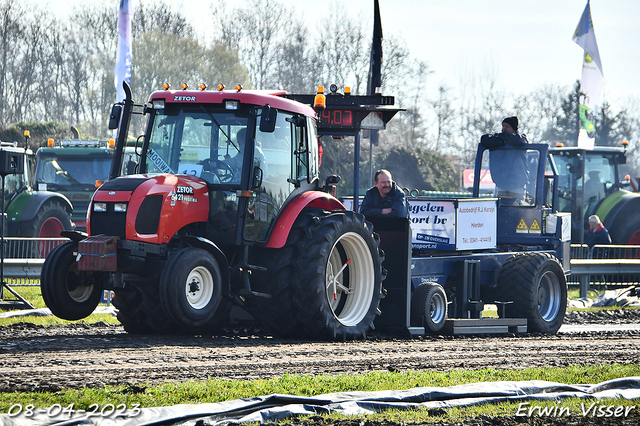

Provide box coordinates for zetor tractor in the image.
[40,83,385,340]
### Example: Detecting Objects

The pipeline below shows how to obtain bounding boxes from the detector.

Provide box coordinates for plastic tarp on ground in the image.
[3,377,640,426]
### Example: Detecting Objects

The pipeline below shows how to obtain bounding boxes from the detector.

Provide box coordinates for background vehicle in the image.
[0,142,73,239]
[34,139,115,232]
[549,144,640,244]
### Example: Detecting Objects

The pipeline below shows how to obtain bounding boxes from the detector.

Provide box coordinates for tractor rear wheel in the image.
[25,200,72,237]
[497,252,567,334]
[40,241,106,320]
[292,209,385,340]
[112,281,176,334]
[411,282,447,333]
[159,247,223,328]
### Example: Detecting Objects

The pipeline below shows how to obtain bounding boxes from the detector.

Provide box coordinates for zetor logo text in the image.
[174,95,196,101]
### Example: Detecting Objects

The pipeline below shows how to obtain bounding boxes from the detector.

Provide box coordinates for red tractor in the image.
[40,83,396,340]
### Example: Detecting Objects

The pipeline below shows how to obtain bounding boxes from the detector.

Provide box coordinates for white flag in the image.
[115,0,133,103]
[573,0,603,149]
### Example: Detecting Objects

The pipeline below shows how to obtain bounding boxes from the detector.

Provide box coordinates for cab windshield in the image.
[146,106,248,185]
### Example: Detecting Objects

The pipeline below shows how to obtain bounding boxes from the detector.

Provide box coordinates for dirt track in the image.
[1,310,640,394]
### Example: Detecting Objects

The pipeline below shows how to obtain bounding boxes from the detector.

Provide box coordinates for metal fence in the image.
[2,237,68,259]
[568,244,640,287]
[1,239,640,290]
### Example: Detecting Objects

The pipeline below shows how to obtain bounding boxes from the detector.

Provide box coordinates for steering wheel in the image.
[199,158,234,183]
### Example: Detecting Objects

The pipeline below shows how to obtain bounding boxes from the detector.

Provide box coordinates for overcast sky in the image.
[42,0,640,102]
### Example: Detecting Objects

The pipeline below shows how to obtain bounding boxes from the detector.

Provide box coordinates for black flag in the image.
[366,0,382,145]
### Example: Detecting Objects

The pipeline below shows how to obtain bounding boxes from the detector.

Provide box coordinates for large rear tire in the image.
[411,282,447,333]
[40,242,106,320]
[293,209,385,340]
[112,282,174,334]
[24,200,72,237]
[159,247,223,328]
[497,252,567,334]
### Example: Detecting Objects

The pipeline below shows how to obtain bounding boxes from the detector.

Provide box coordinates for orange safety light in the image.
[622,140,629,147]
[108,139,115,148]
[556,142,564,147]
[162,83,170,90]
[24,130,30,137]
[217,83,225,91]
[344,86,351,96]
[47,138,54,147]
[625,174,631,180]
[314,86,326,109]
[181,83,188,90]
[235,84,243,92]
[199,83,207,91]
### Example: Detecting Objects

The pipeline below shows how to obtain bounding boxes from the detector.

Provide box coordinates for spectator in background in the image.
[360,169,409,218]
[586,214,611,249]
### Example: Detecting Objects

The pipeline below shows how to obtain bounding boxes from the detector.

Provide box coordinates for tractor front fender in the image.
[179,235,230,295]
[265,191,345,248]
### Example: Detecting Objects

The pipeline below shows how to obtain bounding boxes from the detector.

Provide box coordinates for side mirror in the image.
[252,165,263,189]
[108,104,123,130]
[259,104,277,133]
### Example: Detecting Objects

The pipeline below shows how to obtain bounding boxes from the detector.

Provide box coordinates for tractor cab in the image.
[549,146,626,244]
[105,88,321,248]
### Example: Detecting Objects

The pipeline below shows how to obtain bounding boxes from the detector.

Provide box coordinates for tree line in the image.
[0,0,638,193]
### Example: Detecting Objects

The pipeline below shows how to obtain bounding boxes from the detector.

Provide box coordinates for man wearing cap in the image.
[480,116,530,205]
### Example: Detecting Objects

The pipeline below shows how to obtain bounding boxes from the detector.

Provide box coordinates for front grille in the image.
[135,195,163,235]
[90,211,127,239]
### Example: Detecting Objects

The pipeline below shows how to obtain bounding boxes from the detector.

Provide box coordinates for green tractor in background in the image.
[0,142,73,239]
[550,142,640,244]
[33,139,117,232]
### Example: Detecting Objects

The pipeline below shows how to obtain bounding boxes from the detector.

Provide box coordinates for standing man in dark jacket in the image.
[480,116,530,205]
[586,214,612,248]
[360,169,409,218]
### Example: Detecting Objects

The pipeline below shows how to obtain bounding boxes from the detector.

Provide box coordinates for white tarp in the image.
[3,377,640,425]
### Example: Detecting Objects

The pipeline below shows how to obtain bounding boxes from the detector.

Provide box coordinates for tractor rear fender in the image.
[10,191,73,223]
[265,191,345,248]
[177,235,231,295]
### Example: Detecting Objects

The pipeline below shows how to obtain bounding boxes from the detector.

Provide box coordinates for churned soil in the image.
[1,309,640,425]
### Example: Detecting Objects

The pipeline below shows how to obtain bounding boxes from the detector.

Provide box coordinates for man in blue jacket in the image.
[360,169,409,218]
[480,116,530,205]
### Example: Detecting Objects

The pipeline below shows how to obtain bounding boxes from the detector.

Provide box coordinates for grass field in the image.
[1,285,638,423]
[0,364,638,423]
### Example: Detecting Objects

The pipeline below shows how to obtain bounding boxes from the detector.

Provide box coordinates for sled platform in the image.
[444,318,527,335]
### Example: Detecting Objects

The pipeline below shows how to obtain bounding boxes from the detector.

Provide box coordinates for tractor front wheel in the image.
[159,247,223,328]
[40,242,105,320]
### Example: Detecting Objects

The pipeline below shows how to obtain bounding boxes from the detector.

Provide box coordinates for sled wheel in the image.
[411,282,447,333]
[497,252,567,334]
[159,247,223,328]
[40,241,106,320]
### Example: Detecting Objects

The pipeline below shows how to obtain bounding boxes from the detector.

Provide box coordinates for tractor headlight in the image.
[114,203,128,212]
[93,202,107,212]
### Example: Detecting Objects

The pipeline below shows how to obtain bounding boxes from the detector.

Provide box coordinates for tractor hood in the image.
[88,174,209,244]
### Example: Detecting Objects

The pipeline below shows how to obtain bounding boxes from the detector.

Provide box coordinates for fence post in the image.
[579,275,589,299]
